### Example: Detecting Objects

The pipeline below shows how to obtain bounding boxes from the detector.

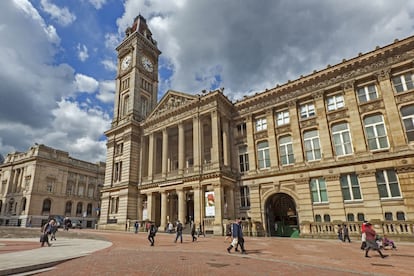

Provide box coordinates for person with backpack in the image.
[174,220,183,243]
[40,219,55,247]
[147,223,157,246]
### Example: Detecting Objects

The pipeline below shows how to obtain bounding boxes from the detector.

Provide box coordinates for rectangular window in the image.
[300,103,315,119]
[327,94,345,111]
[332,123,353,156]
[304,130,321,161]
[276,110,290,126]
[257,141,271,169]
[255,117,267,132]
[376,169,401,199]
[364,114,389,150]
[236,122,247,137]
[340,173,362,201]
[357,84,378,103]
[240,186,250,208]
[279,135,294,165]
[392,73,414,93]
[401,105,414,142]
[310,177,328,203]
[238,146,249,172]
[114,161,122,182]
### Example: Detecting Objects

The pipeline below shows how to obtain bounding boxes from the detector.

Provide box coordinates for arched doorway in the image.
[265,193,299,237]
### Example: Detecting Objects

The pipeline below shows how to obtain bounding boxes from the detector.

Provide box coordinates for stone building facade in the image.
[0,144,105,228]
[99,15,414,239]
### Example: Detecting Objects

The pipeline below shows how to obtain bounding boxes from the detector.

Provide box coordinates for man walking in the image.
[342,224,351,243]
[174,220,183,243]
[227,219,242,253]
[147,223,157,246]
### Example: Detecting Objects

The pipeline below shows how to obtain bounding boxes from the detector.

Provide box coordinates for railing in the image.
[300,220,414,241]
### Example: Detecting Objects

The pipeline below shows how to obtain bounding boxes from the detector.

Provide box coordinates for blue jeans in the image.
[175,231,182,243]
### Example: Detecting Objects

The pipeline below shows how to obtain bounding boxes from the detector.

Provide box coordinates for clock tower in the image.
[99,15,161,230]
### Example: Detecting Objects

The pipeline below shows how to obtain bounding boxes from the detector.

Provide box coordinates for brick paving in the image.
[32,230,414,276]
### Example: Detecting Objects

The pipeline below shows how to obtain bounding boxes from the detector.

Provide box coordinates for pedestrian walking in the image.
[134,221,140,234]
[197,221,205,237]
[147,223,157,246]
[342,224,351,243]
[174,220,183,243]
[191,221,197,242]
[235,220,246,254]
[227,219,241,253]
[364,223,388,258]
[40,219,55,247]
[337,224,343,241]
[50,220,58,241]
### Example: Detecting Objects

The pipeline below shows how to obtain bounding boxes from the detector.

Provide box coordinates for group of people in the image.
[146,219,207,246]
[337,224,351,242]
[361,221,395,258]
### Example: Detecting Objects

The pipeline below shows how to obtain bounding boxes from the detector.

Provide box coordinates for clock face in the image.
[141,56,154,72]
[121,54,132,71]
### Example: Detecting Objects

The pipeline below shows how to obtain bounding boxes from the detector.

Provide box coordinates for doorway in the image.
[265,193,298,237]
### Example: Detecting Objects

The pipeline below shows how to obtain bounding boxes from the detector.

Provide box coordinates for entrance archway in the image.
[265,193,298,237]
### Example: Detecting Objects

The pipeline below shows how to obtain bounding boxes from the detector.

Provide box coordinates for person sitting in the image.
[382,235,397,250]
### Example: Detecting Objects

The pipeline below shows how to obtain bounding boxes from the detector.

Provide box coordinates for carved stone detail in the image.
[300,118,318,129]
[327,109,349,122]
[359,100,384,114]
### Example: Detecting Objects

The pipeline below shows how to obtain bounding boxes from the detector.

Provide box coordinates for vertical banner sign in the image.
[205,191,215,216]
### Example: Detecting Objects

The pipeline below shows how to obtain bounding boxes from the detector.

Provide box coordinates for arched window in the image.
[315,214,322,222]
[76,202,83,216]
[385,212,393,221]
[21,197,27,211]
[65,201,72,216]
[396,212,405,221]
[347,213,355,222]
[357,213,365,222]
[42,199,51,215]
[87,203,93,216]
[323,214,331,222]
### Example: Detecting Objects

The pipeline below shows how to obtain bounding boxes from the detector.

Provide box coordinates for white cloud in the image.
[97,80,115,103]
[75,73,99,93]
[40,0,76,27]
[89,0,107,10]
[77,43,89,62]
[101,59,117,71]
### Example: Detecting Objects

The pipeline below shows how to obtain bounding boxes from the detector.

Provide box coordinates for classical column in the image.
[193,186,202,223]
[148,133,154,178]
[160,191,168,230]
[376,69,406,148]
[213,184,224,235]
[162,128,168,177]
[342,81,366,153]
[137,194,143,221]
[177,189,186,224]
[178,122,185,174]
[211,110,220,166]
[146,192,153,221]
[288,100,304,163]
[246,115,257,172]
[266,109,278,168]
[193,115,201,171]
[222,118,230,167]
[225,187,235,219]
[312,91,333,159]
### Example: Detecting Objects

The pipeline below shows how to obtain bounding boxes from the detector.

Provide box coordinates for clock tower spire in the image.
[99,15,161,230]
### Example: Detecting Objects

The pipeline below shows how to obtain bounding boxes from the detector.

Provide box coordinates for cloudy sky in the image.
[1,0,414,163]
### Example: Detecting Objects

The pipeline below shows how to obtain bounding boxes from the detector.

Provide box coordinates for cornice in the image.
[235,37,414,116]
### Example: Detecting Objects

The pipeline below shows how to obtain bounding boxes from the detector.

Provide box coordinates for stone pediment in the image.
[147,90,197,120]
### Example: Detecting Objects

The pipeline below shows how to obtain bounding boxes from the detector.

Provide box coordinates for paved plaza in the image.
[0,228,413,275]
